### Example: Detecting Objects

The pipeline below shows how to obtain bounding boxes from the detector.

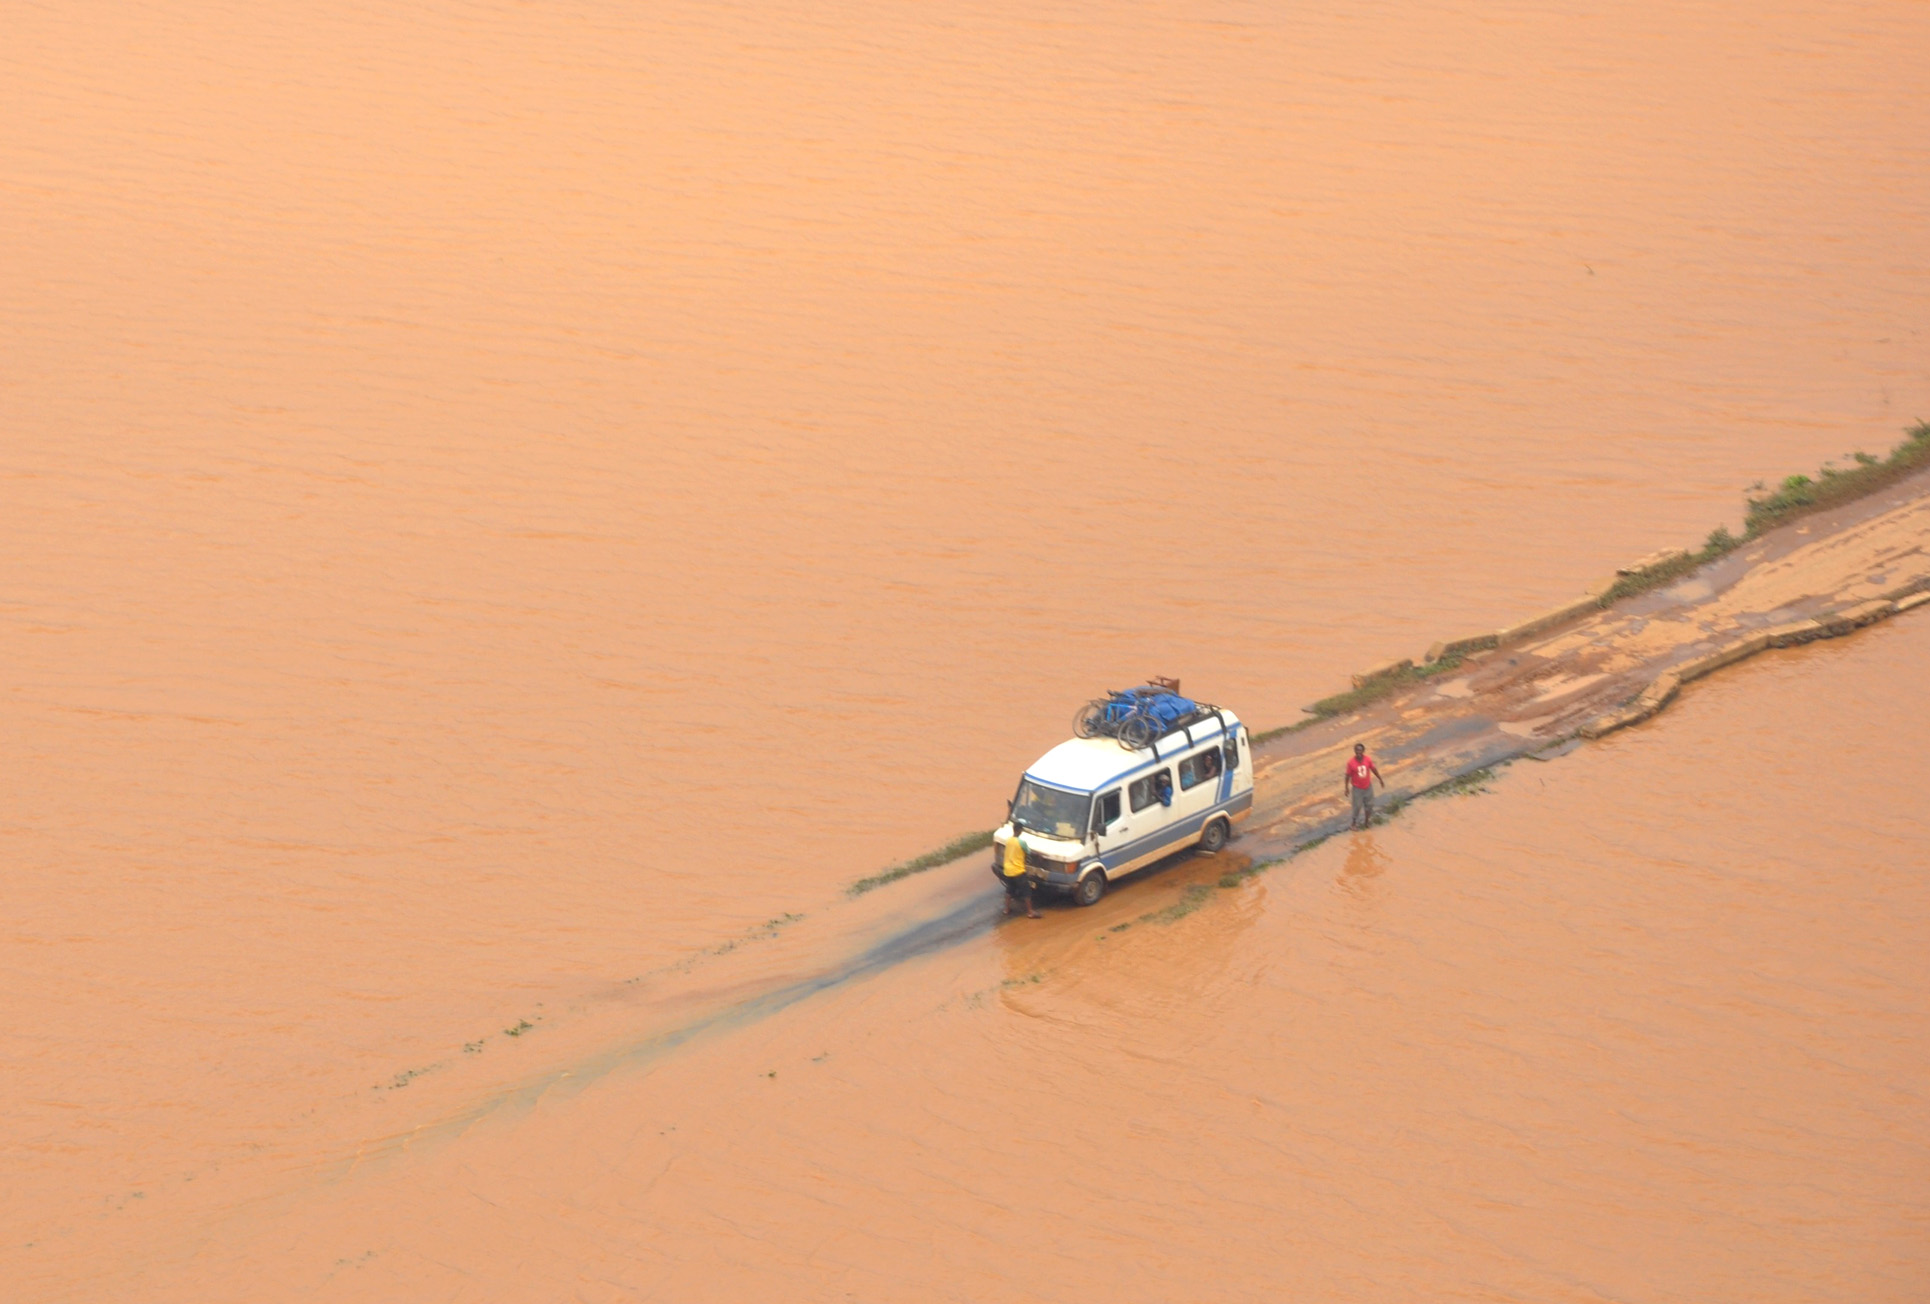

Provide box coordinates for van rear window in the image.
[1179,748,1223,791]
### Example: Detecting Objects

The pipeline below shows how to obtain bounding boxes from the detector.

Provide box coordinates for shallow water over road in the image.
[3,1,1928,1297]
[50,602,1930,1303]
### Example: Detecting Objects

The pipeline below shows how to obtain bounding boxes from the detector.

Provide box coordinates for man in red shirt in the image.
[1344,743,1385,829]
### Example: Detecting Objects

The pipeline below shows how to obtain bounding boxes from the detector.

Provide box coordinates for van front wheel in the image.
[1199,818,1230,854]
[1071,870,1107,907]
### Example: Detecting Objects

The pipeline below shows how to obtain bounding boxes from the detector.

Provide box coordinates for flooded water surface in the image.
[3,1,1927,1298]
[136,620,1927,1304]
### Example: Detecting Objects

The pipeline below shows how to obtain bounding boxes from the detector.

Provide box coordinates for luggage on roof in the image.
[1072,679,1220,750]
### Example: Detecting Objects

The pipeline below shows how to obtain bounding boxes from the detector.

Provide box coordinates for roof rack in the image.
[1075,680,1230,751]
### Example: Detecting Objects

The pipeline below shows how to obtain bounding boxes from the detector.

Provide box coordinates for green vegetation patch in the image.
[1426,767,1495,799]
[1744,420,1930,536]
[1310,654,1467,717]
[1604,421,1930,606]
[1598,528,1741,605]
[1252,423,1930,743]
[1216,854,1288,889]
[1140,882,1214,925]
[1253,656,1469,743]
[706,911,807,955]
[847,829,996,897]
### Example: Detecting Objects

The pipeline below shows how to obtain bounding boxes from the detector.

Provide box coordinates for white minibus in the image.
[992,695,1253,906]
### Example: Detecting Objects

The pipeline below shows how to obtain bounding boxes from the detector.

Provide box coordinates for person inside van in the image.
[1155,771,1173,807]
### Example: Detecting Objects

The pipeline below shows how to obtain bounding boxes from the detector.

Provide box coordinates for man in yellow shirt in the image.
[999,836,1042,918]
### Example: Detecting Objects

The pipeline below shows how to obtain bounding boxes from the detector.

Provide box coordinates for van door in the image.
[1117,766,1175,875]
[1088,787,1126,867]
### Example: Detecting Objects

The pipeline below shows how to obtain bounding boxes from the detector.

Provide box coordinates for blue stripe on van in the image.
[1096,788,1253,874]
[1217,725,1238,805]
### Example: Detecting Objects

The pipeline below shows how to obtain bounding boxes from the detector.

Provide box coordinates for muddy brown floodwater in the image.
[3,1,1928,1300]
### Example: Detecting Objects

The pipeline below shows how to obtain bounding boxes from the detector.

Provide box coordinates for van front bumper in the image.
[989,862,1085,892]
[989,860,1085,891]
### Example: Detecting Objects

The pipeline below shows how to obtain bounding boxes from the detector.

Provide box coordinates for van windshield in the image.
[1011,779,1092,841]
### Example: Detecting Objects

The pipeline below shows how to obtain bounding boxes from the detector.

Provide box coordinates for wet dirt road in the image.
[1242,466,1930,853]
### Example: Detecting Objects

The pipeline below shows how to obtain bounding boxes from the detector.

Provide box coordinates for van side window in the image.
[1128,770,1172,813]
[1093,790,1122,833]
[1178,748,1223,791]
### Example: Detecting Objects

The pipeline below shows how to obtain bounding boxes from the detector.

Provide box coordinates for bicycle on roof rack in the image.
[1072,677,1192,751]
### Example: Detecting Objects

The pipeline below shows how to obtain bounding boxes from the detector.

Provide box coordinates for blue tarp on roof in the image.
[1114,690,1194,727]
